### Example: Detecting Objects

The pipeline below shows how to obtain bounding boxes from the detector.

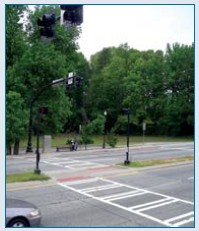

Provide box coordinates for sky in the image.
[76,5,194,60]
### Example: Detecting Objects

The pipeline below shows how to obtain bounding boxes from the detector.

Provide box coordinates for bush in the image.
[66,139,72,145]
[107,131,117,148]
[79,136,94,144]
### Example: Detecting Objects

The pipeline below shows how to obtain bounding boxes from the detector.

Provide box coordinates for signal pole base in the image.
[34,169,41,174]
[124,160,131,165]
[26,146,33,153]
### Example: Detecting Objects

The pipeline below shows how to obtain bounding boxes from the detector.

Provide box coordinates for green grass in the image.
[19,135,194,148]
[6,171,51,184]
[118,155,194,168]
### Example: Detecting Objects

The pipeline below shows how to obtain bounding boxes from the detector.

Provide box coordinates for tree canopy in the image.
[6,5,194,154]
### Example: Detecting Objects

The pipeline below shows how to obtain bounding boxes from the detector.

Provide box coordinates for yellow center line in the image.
[6,183,56,192]
[104,162,194,178]
[103,171,138,178]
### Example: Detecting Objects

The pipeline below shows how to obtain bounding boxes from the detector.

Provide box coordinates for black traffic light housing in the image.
[122,108,130,115]
[39,107,48,115]
[60,5,83,24]
[75,76,83,87]
[37,10,56,38]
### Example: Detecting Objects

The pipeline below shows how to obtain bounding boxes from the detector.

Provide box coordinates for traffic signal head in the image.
[75,76,83,87]
[122,108,129,115]
[37,10,56,38]
[39,107,48,114]
[61,5,83,24]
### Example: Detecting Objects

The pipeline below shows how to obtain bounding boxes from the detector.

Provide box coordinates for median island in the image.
[6,172,50,184]
[118,155,194,168]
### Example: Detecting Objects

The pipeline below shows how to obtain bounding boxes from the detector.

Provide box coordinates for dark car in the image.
[6,198,41,227]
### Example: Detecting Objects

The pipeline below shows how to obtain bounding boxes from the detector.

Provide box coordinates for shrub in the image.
[107,131,117,148]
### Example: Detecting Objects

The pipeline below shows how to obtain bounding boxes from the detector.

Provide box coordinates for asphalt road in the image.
[6,142,194,227]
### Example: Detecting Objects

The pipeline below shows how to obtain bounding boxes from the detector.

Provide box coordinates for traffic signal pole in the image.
[34,105,41,174]
[26,78,67,154]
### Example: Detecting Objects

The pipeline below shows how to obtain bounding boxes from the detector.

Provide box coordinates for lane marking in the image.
[87,166,112,171]
[63,178,98,186]
[58,180,170,227]
[173,217,194,227]
[129,198,172,210]
[104,163,194,179]
[82,184,122,193]
[188,177,194,180]
[164,211,194,224]
[104,171,138,178]
[102,190,140,200]
[136,199,178,212]
[41,157,110,171]
[6,183,55,192]
[58,176,87,182]
[108,191,147,201]
[58,177,194,227]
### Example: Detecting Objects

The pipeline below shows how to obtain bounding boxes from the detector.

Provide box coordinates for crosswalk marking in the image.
[136,199,178,212]
[129,198,172,210]
[102,190,139,200]
[40,157,109,170]
[173,217,194,227]
[82,184,122,193]
[58,177,194,227]
[164,211,194,224]
[108,191,147,201]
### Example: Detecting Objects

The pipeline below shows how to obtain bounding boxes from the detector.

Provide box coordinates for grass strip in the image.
[6,171,51,184]
[118,155,194,168]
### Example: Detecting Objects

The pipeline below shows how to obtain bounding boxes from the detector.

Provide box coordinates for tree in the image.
[6,91,28,154]
[161,43,194,136]
[6,5,28,68]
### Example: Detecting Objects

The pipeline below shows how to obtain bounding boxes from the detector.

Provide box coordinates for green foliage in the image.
[107,130,118,148]
[80,125,94,144]
[6,4,194,144]
[6,5,28,68]
[88,43,194,136]
[87,115,105,135]
[6,91,29,146]
[66,139,72,145]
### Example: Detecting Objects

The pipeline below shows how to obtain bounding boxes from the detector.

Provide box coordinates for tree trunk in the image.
[6,146,12,155]
[13,138,20,155]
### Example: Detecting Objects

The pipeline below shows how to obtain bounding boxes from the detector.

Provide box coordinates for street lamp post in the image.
[122,108,131,165]
[102,111,107,149]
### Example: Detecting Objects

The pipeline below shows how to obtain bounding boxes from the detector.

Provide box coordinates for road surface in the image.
[6,142,194,227]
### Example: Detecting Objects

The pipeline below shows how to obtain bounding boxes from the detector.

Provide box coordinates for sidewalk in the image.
[6,142,162,159]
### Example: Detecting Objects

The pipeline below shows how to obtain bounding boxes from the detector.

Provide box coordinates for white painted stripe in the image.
[57,177,194,227]
[188,177,194,180]
[59,160,83,164]
[108,191,147,201]
[102,190,140,200]
[67,162,94,167]
[62,178,99,186]
[88,158,117,162]
[69,164,107,170]
[98,177,194,205]
[137,199,178,212]
[173,217,194,227]
[82,184,122,193]
[130,198,172,210]
[164,211,194,223]
[57,182,171,227]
